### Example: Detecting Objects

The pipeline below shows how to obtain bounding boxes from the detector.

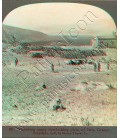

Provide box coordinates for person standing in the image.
[14,57,18,66]
[106,61,110,70]
[94,62,97,72]
[98,61,101,72]
[51,63,54,72]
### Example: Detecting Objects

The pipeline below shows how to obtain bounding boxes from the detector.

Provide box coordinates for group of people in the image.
[13,58,110,73]
[13,57,55,72]
[94,61,110,72]
[51,61,110,73]
[94,61,101,72]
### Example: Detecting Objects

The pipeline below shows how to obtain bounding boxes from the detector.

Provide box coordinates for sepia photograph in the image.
[2,2,117,128]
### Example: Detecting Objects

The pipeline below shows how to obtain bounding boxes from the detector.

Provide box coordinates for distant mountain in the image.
[2,25,50,43]
[49,34,94,46]
[2,25,94,46]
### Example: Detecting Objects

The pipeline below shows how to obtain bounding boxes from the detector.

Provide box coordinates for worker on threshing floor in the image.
[51,63,54,72]
[94,62,97,72]
[98,61,101,72]
[106,43,109,48]
[106,61,110,70]
[14,57,18,66]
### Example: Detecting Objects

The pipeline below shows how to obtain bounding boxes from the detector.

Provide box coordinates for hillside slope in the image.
[2,25,94,45]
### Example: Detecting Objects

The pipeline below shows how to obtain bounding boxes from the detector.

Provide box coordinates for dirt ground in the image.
[2,48,117,126]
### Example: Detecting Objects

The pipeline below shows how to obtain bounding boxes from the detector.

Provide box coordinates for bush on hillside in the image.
[30,52,43,58]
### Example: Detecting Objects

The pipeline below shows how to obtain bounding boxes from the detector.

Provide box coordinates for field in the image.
[2,45,117,126]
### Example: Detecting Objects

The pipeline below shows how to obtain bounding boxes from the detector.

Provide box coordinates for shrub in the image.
[81,80,88,85]
[14,45,28,54]
[15,46,23,53]
[35,83,46,91]
[106,84,115,89]
[17,44,106,58]
[30,52,43,58]
[52,99,66,111]
[53,104,61,110]
[87,59,95,64]
[41,83,46,89]
[81,117,93,126]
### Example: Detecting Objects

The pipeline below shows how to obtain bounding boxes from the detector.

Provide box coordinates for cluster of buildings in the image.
[92,32,117,48]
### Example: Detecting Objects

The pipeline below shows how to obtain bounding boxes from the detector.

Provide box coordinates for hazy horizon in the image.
[3,3,116,36]
[3,24,96,37]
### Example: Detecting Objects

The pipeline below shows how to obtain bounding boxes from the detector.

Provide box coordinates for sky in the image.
[3,3,116,36]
